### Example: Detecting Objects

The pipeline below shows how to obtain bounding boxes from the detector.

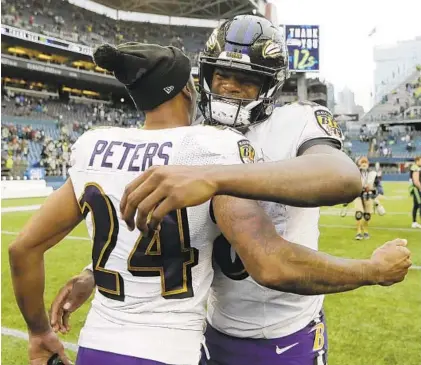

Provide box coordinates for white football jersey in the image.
[68,125,255,364]
[207,102,344,339]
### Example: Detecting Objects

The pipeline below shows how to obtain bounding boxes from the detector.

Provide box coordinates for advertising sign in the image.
[285,25,319,72]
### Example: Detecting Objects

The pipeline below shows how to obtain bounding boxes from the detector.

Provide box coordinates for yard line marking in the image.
[1,326,79,352]
[2,205,412,217]
[381,195,406,200]
[321,210,410,216]
[1,205,41,213]
[320,224,418,232]
[1,230,91,241]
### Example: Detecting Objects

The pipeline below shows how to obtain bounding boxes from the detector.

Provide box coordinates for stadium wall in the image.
[1,179,53,199]
[382,174,411,182]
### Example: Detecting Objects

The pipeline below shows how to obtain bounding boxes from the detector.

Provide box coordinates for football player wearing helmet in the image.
[198,16,289,130]
[354,156,377,240]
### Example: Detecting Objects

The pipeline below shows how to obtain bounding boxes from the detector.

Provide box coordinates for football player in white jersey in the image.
[49,17,411,365]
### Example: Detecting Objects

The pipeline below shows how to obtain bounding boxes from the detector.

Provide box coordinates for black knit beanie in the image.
[93,42,191,111]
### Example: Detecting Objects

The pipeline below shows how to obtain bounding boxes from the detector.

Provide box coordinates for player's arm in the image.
[9,179,83,335]
[120,112,361,231]
[212,143,361,207]
[120,145,361,233]
[212,195,411,294]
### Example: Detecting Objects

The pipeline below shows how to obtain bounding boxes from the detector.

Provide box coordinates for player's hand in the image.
[370,239,412,286]
[120,165,218,234]
[28,329,72,365]
[50,270,95,334]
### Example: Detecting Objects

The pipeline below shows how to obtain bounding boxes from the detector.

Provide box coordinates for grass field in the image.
[1,182,421,365]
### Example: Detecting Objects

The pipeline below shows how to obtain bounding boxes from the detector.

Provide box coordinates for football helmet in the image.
[198,15,289,129]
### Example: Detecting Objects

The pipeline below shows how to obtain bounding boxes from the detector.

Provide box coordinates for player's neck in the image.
[143,106,190,130]
[143,113,190,129]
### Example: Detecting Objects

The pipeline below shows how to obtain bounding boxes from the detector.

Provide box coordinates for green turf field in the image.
[1,182,421,365]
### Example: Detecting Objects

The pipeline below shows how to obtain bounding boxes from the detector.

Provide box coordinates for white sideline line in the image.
[321,209,410,216]
[1,230,91,241]
[3,224,417,239]
[1,205,42,213]
[319,224,420,232]
[1,230,419,269]
[1,326,79,352]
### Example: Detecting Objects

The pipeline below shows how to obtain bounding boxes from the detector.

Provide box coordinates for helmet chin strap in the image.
[208,100,252,126]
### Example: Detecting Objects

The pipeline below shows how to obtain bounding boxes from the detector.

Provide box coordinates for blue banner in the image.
[25,168,46,180]
[285,25,319,72]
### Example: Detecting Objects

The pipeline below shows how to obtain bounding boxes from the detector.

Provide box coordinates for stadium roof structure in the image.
[93,0,266,19]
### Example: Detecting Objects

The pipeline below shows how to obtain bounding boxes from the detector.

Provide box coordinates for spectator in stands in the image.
[4,153,14,176]
[407,140,415,152]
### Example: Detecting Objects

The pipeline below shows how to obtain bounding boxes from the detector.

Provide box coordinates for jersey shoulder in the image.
[293,102,343,143]
[184,125,249,151]
[177,125,255,164]
[265,102,343,141]
[70,129,102,167]
[70,127,129,167]
[267,101,333,127]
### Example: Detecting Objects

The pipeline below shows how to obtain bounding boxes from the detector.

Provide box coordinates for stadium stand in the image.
[1,0,211,65]
[1,0,419,182]
[1,90,144,177]
[0,0,227,180]
[362,67,421,122]
[344,123,421,159]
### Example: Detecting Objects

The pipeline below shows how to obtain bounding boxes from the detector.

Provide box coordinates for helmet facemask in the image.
[199,54,287,130]
[198,14,289,130]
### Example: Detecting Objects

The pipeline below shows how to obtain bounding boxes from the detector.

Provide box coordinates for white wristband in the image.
[83,263,93,272]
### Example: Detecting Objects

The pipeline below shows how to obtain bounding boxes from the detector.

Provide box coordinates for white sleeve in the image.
[296,104,344,155]
[69,132,90,173]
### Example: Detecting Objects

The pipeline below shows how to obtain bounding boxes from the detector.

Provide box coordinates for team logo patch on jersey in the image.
[314,110,343,140]
[238,139,255,164]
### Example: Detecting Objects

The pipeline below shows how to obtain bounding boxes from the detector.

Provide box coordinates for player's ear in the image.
[181,82,193,101]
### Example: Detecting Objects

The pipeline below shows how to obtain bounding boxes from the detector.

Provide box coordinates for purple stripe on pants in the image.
[76,347,169,365]
[203,312,328,365]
